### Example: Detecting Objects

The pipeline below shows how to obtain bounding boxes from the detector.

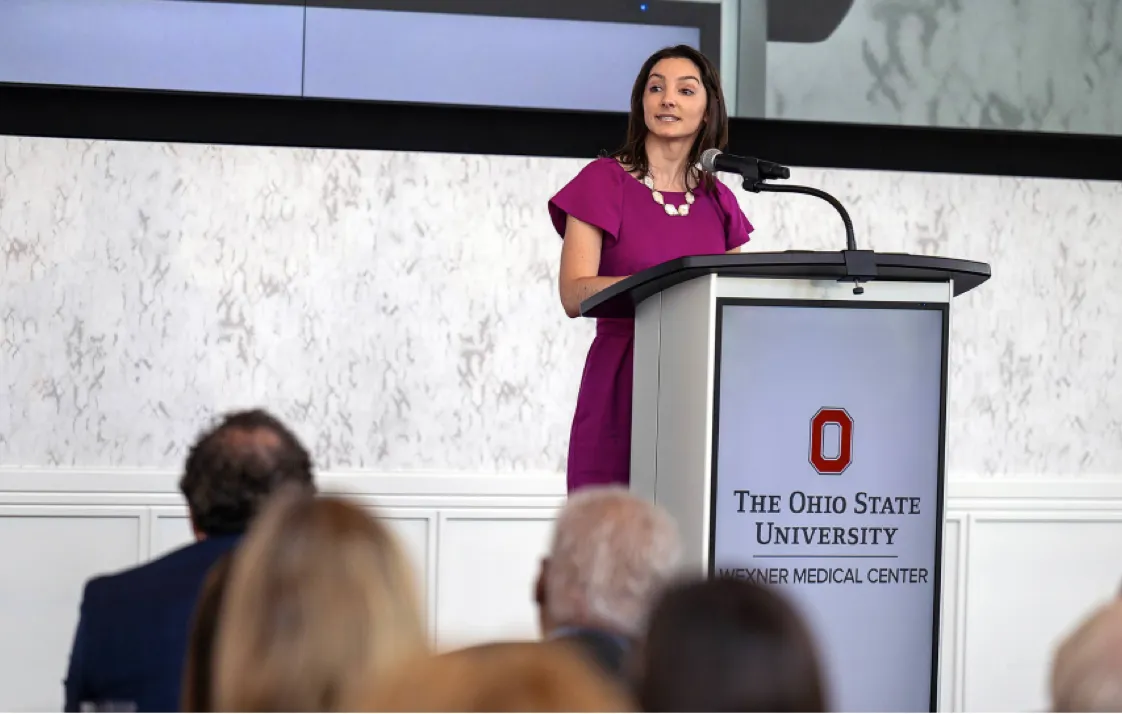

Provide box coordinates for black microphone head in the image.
[700,148,722,173]
[771,163,792,180]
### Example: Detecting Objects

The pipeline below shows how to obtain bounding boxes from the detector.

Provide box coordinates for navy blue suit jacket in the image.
[553,625,633,681]
[63,534,241,713]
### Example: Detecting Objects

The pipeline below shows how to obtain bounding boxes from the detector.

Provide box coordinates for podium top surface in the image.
[580,250,991,319]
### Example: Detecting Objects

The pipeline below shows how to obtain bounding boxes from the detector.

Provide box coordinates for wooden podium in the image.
[580,250,991,713]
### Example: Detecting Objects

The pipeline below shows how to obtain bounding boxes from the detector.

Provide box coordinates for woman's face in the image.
[642,57,708,142]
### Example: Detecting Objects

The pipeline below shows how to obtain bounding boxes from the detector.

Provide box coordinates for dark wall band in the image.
[2,81,1121,182]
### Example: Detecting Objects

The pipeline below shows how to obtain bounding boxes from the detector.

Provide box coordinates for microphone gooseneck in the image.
[751,183,857,253]
[699,149,858,252]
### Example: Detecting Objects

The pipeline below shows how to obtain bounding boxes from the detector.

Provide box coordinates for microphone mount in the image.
[737,166,857,252]
[735,163,868,295]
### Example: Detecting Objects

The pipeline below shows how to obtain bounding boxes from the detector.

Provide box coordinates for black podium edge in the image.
[580,251,993,319]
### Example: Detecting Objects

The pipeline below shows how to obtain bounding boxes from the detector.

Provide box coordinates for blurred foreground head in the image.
[212,490,427,711]
[354,641,634,712]
[638,577,828,712]
[1052,597,1122,712]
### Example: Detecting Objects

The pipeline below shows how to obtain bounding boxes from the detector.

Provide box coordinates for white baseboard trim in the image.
[4,466,1122,505]
[5,467,1121,490]
[0,468,569,508]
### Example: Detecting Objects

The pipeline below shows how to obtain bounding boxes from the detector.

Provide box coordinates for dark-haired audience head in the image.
[637,577,828,713]
[179,408,315,539]
[181,553,234,712]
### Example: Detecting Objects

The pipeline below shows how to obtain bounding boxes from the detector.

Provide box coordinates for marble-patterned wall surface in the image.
[2,135,1121,478]
[766,0,1122,135]
[0,137,592,472]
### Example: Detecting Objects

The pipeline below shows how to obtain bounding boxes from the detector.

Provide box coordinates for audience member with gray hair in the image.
[533,485,682,680]
[1051,596,1122,712]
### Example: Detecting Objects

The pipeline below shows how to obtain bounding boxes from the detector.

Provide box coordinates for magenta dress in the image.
[548,157,755,493]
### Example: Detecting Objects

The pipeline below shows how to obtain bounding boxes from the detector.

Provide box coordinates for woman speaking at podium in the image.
[548,45,755,494]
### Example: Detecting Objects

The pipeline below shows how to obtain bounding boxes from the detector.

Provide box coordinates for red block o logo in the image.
[809,408,853,475]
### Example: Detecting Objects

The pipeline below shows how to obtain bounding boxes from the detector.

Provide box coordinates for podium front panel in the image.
[709,289,950,712]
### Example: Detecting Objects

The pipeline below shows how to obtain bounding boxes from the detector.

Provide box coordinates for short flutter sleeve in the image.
[548,157,625,243]
[715,179,755,251]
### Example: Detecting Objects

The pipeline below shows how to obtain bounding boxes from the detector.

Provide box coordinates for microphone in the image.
[700,147,858,255]
[700,149,790,181]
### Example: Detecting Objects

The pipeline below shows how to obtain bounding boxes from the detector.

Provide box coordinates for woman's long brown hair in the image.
[611,45,729,195]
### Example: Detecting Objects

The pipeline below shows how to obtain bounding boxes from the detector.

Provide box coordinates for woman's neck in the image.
[644,135,694,191]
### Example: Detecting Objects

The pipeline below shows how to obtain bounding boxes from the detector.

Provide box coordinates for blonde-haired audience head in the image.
[353,641,634,712]
[212,489,427,711]
[1052,597,1122,712]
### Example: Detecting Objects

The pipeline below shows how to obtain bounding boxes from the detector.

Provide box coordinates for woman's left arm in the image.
[716,181,754,253]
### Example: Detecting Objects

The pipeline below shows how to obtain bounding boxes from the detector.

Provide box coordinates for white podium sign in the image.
[710,299,947,713]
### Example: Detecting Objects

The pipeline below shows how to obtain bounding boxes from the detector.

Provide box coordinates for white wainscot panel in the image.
[151,507,193,559]
[373,509,437,641]
[0,507,146,712]
[961,513,1122,713]
[434,508,559,650]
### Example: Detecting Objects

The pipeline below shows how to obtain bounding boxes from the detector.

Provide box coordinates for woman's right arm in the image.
[559,214,628,319]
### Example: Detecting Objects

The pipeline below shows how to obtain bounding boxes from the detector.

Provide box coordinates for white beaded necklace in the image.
[643,174,695,216]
